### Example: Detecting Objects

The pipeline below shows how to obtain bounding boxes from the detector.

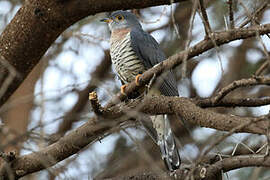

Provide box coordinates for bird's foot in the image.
[135,74,142,86]
[120,84,127,96]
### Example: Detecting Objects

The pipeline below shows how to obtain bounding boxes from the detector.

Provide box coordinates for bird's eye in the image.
[116,15,124,21]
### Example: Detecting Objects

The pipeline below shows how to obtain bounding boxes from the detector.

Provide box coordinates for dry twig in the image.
[198,0,211,37]
[239,1,268,28]
[211,76,270,104]
[227,0,234,29]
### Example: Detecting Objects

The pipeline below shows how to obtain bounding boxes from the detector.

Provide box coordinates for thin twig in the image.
[0,55,18,100]
[136,7,167,24]
[211,76,270,104]
[255,31,270,73]
[170,0,181,39]
[239,1,268,28]
[181,0,197,79]
[239,0,270,39]
[198,0,224,75]
[227,0,234,29]
[122,129,167,175]
[187,113,269,179]
[255,61,269,76]
[198,0,211,37]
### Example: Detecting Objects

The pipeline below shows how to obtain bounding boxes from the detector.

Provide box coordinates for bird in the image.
[101,10,181,172]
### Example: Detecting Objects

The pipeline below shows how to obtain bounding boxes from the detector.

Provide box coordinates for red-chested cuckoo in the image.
[101,10,181,172]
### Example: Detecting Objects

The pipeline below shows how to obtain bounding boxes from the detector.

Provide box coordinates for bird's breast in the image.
[110,32,145,84]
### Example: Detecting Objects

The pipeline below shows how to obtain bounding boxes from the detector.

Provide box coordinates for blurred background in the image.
[0,0,270,179]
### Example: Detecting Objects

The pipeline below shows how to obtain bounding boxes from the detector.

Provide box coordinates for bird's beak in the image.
[100,18,113,23]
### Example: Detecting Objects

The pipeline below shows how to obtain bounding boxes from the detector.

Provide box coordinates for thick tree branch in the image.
[0,0,185,108]
[100,95,270,136]
[128,96,268,134]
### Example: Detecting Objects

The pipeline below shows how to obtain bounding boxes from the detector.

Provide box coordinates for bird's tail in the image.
[151,115,181,171]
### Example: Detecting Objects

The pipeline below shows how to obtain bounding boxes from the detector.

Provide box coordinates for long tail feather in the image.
[151,115,181,171]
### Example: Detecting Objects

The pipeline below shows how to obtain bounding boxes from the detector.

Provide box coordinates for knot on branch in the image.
[199,167,207,178]
[89,91,105,115]
[34,8,44,17]
[252,75,264,82]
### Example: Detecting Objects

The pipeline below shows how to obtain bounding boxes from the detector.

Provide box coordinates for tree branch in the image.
[196,97,270,108]
[198,0,211,37]
[211,76,270,104]
[227,0,234,29]
[205,154,270,179]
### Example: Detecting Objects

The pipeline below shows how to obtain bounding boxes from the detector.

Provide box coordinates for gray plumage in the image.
[130,28,179,96]
[103,10,181,171]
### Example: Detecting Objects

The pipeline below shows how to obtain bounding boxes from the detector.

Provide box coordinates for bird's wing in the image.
[130,28,179,96]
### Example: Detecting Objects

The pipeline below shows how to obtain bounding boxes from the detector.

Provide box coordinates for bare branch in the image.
[227,0,234,29]
[255,61,269,76]
[239,1,268,28]
[211,76,270,104]
[181,0,197,78]
[196,97,270,108]
[198,0,211,37]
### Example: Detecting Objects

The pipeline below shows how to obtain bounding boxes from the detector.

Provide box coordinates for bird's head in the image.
[101,11,142,31]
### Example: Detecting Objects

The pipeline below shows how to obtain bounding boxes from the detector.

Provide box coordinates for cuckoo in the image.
[101,10,181,172]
